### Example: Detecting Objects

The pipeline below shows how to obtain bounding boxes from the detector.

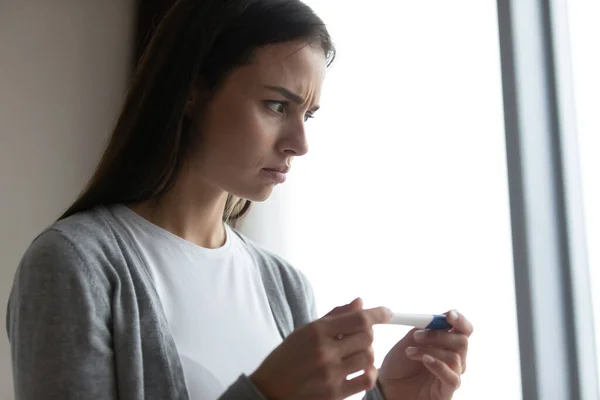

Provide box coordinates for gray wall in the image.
[0,2,135,397]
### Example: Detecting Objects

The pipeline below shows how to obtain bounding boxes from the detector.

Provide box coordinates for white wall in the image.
[0,2,135,398]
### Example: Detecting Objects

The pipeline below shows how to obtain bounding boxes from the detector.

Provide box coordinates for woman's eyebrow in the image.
[264,85,320,112]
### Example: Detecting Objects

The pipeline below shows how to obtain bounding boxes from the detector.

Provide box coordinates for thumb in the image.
[325,297,364,317]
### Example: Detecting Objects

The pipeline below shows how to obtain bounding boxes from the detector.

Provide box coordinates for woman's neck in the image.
[130,173,229,249]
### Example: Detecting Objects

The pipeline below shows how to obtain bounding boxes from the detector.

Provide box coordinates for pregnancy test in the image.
[387,313,452,330]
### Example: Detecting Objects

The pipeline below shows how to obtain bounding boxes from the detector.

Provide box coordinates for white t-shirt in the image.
[110,205,283,400]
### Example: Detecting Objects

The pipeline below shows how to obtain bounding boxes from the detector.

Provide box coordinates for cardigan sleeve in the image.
[6,229,117,400]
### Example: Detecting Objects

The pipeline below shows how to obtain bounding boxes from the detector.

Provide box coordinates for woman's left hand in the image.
[378,310,473,400]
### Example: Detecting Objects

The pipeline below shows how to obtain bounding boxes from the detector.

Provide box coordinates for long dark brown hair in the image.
[59,0,335,225]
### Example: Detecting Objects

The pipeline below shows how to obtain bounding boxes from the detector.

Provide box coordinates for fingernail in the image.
[405,346,418,356]
[414,330,427,342]
[423,354,436,364]
[449,310,459,321]
[384,307,393,318]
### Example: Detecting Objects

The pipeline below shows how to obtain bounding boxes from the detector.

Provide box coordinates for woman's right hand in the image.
[250,298,392,400]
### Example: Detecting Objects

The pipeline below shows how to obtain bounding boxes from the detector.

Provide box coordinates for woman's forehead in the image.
[251,43,326,97]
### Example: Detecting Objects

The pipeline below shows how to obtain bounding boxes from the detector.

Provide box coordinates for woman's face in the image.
[189,41,326,202]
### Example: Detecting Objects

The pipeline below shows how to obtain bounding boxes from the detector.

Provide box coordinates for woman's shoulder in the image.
[10,207,122,319]
[20,206,126,278]
[33,207,115,254]
[52,205,112,236]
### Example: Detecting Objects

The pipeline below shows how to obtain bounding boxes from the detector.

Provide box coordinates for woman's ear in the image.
[185,84,211,116]
[185,88,199,116]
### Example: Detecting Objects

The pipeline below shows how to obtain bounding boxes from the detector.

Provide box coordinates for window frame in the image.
[496,0,599,398]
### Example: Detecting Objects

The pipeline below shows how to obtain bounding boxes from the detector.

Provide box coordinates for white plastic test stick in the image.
[386,313,452,330]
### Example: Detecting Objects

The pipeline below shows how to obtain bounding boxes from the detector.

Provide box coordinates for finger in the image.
[349,297,363,310]
[325,298,364,317]
[326,307,392,336]
[341,348,375,375]
[405,346,462,374]
[413,330,468,351]
[338,331,374,357]
[446,310,474,337]
[342,364,378,398]
[421,355,461,390]
[413,329,468,371]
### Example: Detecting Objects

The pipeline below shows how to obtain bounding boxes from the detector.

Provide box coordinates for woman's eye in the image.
[265,100,315,122]
[266,101,286,114]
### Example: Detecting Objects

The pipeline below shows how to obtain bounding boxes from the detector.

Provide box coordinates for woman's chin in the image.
[241,185,276,203]
[251,189,275,203]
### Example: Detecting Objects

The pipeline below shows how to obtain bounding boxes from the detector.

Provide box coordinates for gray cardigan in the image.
[6,206,385,400]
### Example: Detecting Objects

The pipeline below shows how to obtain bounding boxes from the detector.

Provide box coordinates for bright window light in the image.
[281,1,521,399]
[567,0,600,389]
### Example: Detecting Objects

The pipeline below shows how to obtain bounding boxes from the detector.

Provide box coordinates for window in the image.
[567,0,600,389]
[240,1,600,398]
[254,1,521,398]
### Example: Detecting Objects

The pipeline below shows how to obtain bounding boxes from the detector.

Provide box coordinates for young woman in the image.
[7,0,473,399]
